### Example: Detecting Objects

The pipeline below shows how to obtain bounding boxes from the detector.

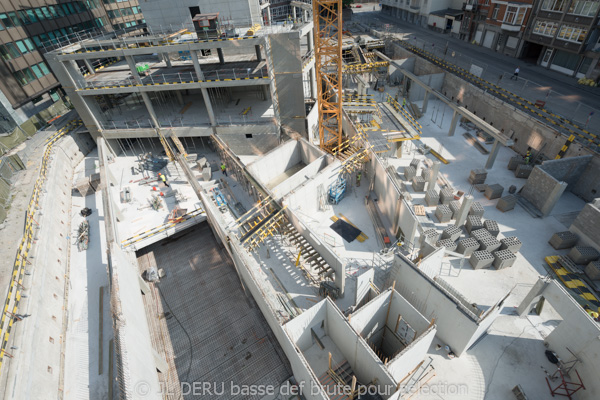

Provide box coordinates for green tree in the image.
[342,0,355,8]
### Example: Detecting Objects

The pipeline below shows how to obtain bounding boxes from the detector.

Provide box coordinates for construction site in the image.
[1,1,600,400]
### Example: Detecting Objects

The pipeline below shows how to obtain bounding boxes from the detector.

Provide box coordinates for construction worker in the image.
[221,163,227,176]
[402,98,406,108]
[356,171,362,187]
[158,172,169,187]
[524,149,531,165]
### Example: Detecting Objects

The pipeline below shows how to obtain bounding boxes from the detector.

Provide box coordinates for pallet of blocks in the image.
[468,169,487,185]
[496,195,517,212]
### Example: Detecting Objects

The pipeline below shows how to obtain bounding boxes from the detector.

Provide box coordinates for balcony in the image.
[463,2,479,12]
[501,22,522,32]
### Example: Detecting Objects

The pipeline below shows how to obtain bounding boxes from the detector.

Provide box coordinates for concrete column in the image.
[217,48,225,64]
[125,56,142,84]
[261,84,269,101]
[163,53,172,68]
[310,67,317,99]
[541,181,568,217]
[485,139,501,169]
[255,45,262,62]
[292,6,297,22]
[422,91,430,113]
[190,50,204,80]
[266,6,271,26]
[141,92,160,127]
[175,91,184,105]
[307,29,314,53]
[426,160,440,190]
[84,59,95,75]
[448,110,459,136]
[454,194,474,227]
[200,87,216,126]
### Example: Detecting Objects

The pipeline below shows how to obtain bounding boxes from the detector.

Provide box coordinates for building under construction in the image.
[1,2,600,400]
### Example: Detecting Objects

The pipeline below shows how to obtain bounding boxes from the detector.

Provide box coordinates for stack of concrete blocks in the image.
[470,228,491,241]
[500,236,522,253]
[435,204,453,223]
[425,189,439,206]
[465,215,484,233]
[496,195,517,212]
[485,184,504,200]
[549,231,579,250]
[196,157,207,169]
[585,261,600,280]
[449,200,462,219]
[439,188,454,205]
[404,166,416,181]
[469,250,494,269]
[442,226,462,241]
[478,236,502,252]
[436,239,458,252]
[468,202,485,217]
[412,176,426,192]
[419,228,440,246]
[515,164,533,179]
[421,168,430,179]
[410,159,420,170]
[202,167,212,181]
[468,169,487,185]
[483,220,500,237]
[457,237,480,256]
[492,249,517,270]
[568,246,600,265]
[508,156,525,170]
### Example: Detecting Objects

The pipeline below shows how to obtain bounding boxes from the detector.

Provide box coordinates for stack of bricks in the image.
[507,156,525,170]
[549,231,578,250]
[457,237,480,256]
[469,250,494,269]
[478,236,502,252]
[585,261,600,280]
[471,228,491,241]
[465,215,484,233]
[435,204,453,223]
[568,246,600,265]
[468,169,487,184]
[404,166,416,180]
[492,249,517,270]
[412,176,426,192]
[515,164,533,179]
[436,239,458,252]
[425,189,439,206]
[410,158,420,170]
[484,184,504,200]
[421,168,430,179]
[439,188,454,205]
[484,220,500,237]
[496,195,517,212]
[500,236,522,253]
[419,228,440,246]
[449,200,462,219]
[468,202,485,217]
[442,226,462,241]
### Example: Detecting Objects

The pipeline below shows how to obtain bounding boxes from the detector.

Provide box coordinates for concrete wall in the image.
[356,268,375,305]
[369,154,401,236]
[306,103,319,144]
[388,327,436,382]
[570,201,600,251]
[389,57,416,85]
[521,166,568,217]
[273,156,330,199]
[247,140,301,185]
[409,73,444,102]
[218,133,279,156]
[538,156,593,187]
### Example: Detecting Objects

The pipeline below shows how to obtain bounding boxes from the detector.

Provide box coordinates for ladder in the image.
[157,128,176,161]
[169,130,187,159]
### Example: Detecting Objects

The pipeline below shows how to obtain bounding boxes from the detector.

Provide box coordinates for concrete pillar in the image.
[516,278,550,316]
[307,29,314,53]
[335,260,346,296]
[201,87,216,126]
[454,194,474,227]
[292,6,297,22]
[175,90,184,105]
[427,161,440,190]
[190,50,204,80]
[485,139,501,169]
[255,45,262,62]
[448,110,459,136]
[163,53,172,68]
[141,92,160,127]
[125,56,142,84]
[83,59,95,75]
[266,6,271,26]
[422,91,430,113]
[261,85,269,101]
[310,67,317,99]
[217,48,225,64]
[541,181,568,217]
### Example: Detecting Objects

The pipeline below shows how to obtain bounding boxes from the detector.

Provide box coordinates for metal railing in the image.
[99,113,275,131]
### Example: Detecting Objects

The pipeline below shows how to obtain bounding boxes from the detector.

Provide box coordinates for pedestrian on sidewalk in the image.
[158,172,169,187]
[510,66,520,80]
[221,163,227,176]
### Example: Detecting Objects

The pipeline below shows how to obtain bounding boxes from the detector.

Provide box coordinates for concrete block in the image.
[202,167,212,181]
[468,202,484,217]
[412,176,426,192]
[549,231,578,250]
[435,204,453,223]
[508,185,517,194]
[585,261,600,280]
[457,237,480,256]
[89,173,101,190]
[410,158,420,170]
[515,164,533,179]
[465,215,484,233]
[425,189,439,207]
[568,246,600,265]
[470,228,491,241]
[485,184,504,200]
[196,157,207,169]
[508,156,525,171]
[442,226,461,241]
[440,188,454,205]
[483,220,500,237]
[496,195,517,212]
[500,236,522,253]
[469,250,494,269]
[436,239,458,252]
[449,200,461,219]
[404,166,416,181]
[419,228,440,246]
[492,249,517,270]
[468,169,487,185]
[421,167,430,179]
[478,236,501,252]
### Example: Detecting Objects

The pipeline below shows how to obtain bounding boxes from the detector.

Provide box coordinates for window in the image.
[569,0,600,16]
[39,62,51,75]
[13,68,36,86]
[0,13,18,29]
[492,5,499,19]
[0,43,21,60]
[557,24,588,42]
[503,6,525,24]
[31,64,44,79]
[534,20,559,36]
[14,39,35,54]
[541,0,568,12]
[132,6,140,14]
[32,36,42,48]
